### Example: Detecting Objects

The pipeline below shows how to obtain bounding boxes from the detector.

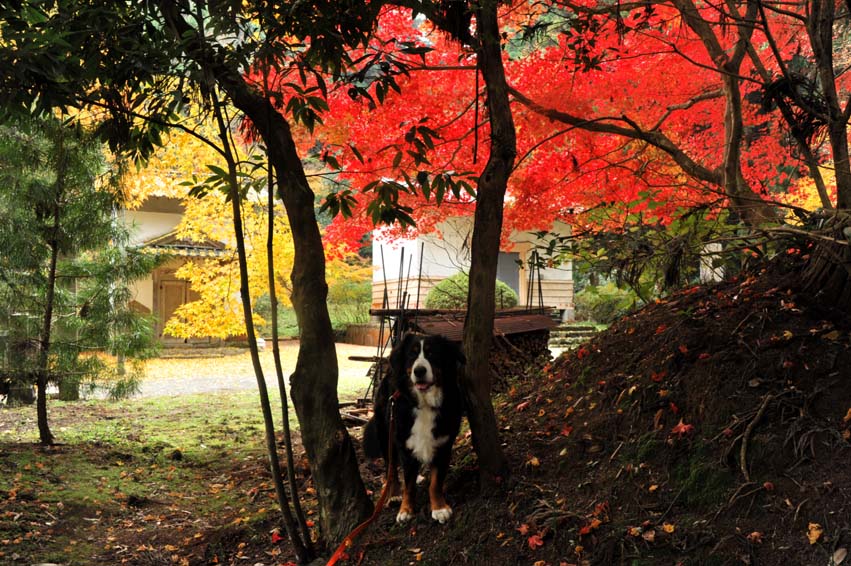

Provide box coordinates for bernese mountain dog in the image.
[363,332,466,524]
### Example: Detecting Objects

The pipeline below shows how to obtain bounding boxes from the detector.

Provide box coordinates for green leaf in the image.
[349,144,365,164]
[323,153,341,170]
[206,164,229,179]
[399,45,434,56]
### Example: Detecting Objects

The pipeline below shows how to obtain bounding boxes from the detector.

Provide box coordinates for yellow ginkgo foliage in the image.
[124,117,370,340]
[122,125,223,209]
[164,190,296,339]
[166,192,372,339]
[785,166,837,215]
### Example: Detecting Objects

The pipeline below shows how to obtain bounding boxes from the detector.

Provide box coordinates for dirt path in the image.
[137,341,379,399]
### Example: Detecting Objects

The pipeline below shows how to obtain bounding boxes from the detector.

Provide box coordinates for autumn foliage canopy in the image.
[255,1,846,253]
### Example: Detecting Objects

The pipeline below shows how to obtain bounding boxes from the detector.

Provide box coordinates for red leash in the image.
[326,394,399,566]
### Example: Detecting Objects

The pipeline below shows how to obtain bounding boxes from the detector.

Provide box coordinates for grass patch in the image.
[0,387,316,565]
[0,344,376,564]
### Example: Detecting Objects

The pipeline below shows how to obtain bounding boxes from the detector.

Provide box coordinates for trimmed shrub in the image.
[574,282,639,323]
[425,272,518,310]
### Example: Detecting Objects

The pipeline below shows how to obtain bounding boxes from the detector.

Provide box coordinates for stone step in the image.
[548,324,599,351]
[549,332,595,340]
[549,332,598,341]
[553,324,598,332]
[548,338,593,346]
[550,328,598,336]
[548,341,585,350]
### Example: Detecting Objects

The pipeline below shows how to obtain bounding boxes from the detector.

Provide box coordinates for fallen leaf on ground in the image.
[670,419,695,438]
[808,522,823,545]
[579,518,602,536]
[528,534,544,550]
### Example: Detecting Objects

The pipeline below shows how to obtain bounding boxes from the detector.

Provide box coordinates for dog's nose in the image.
[413,366,427,379]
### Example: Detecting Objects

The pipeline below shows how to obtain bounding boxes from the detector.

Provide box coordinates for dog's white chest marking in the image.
[405,339,449,464]
[406,401,448,464]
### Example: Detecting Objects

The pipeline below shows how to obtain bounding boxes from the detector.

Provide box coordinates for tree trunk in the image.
[461,0,513,487]
[209,93,310,563]
[799,0,851,306]
[801,216,851,307]
[266,153,313,551]
[672,0,776,227]
[273,129,374,542]
[155,1,372,544]
[36,199,61,446]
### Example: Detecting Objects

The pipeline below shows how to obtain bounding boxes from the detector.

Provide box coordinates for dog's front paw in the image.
[396,509,414,523]
[431,506,453,524]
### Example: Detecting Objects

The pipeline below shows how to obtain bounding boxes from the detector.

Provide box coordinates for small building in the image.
[122,196,225,344]
[372,217,574,321]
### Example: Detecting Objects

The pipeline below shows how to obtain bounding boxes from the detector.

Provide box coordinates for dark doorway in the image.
[497,252,520,294]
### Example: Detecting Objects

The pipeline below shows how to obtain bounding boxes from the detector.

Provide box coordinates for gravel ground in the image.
[136,341,380,399]
[55,342,561,401]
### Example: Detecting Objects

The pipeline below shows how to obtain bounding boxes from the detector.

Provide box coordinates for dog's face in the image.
[391,333,465,397]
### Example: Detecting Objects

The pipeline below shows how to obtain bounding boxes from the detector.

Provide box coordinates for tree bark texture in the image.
[800,0,851,306]
[266,160,313,551]
[36,132,66,446]
[671,0,776,227]
[209,95,310,562]
[461,0,512,487]
[156,0,372,544]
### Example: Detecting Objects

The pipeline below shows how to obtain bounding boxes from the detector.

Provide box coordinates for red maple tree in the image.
[300,3,813,252]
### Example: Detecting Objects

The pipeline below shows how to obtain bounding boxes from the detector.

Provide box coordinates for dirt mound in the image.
[351,255,851,565]
[145,256,851,565]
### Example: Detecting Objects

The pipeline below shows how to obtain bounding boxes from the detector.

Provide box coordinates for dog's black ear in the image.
[435,334,465,367]
[390,332,415,371]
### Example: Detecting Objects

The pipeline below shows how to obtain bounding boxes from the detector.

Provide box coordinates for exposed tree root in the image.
[739,394,775,482]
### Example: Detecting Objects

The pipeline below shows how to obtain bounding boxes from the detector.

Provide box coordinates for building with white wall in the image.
[372,217,574,320]
[122,196,224,344]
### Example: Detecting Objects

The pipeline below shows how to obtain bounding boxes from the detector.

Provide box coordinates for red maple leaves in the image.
[247,3,827,252]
